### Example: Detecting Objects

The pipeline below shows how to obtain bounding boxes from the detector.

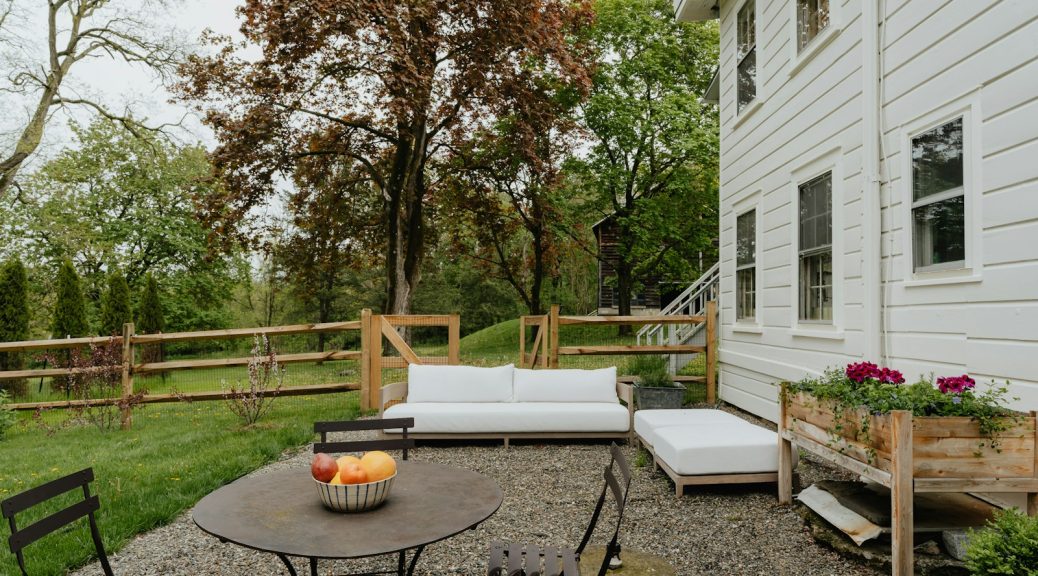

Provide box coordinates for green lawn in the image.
[0,393,359,576]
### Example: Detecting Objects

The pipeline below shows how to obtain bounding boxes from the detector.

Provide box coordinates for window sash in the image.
[736,210,756,267]
[797,0,830,52]
[736,266,756,321]
[737,1,756,112]
[910,116,967,272]
[799,250,832,322]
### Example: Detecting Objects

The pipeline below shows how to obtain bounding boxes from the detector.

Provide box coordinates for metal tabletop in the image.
[192,460,502,570]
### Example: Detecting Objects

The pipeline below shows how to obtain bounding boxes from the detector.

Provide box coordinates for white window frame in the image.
[731,0,763,127]
[787,0,841,77]
[733,204,761,327]
[900,91,982,286]
[789,148,843,339]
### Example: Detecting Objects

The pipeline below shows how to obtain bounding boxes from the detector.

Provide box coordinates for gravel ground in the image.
[72,408,884,576]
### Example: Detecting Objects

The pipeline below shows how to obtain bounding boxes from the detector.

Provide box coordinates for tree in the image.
[0,258,29,396]
[0,0,183,198]
[99,267,131,336]
[179,0,594,316]
[569,0,719,320]
[12,118,239,332]
[52,260,89,338]
[136,273,164,367]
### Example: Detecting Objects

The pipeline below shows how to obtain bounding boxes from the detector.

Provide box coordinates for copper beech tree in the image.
[179,1,594,316]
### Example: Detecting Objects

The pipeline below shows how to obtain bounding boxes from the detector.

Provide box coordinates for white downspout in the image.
[862,0,885,364]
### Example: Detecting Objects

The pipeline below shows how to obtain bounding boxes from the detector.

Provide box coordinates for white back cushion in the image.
[514,367,618,403]
[407,364,514,403]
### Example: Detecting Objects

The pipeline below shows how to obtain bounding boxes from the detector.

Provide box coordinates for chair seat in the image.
[488,540,580,576]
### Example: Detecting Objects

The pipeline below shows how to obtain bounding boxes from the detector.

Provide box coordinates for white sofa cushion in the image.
[634,409,745,448]
[407,364,514,403]
[514,367,618,403]
[383,402,630,434]
[653,422,780,476]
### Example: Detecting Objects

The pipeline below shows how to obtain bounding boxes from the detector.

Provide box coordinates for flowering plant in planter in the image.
[788,362,1020,458]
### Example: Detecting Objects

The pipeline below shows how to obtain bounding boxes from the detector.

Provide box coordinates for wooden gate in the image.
[518,315,549,369]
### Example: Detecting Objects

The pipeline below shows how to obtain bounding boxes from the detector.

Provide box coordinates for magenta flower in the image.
[846,362,880,383]
[878,367,905,385]
[937,375,976,394]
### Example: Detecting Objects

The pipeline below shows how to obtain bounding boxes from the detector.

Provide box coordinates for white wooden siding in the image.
[712,0,1038,421]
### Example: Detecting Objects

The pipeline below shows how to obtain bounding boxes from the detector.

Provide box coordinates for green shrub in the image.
[0,389,16,440]
[99,267,132,336]
[965,508,1038,576]
[0,258,30,397]
[51,260,90,338]
[630,355,672,387]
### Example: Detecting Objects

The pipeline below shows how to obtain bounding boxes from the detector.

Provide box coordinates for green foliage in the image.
[629,355,673,387]
[0,258,30,396]
[137,274,165,334]
[965,508,1038,575]
[0,389,16,440]
[565,0,720,311]
[790,367,1019,460]
[413,248,521,336]
[51,260,90,338]
[99,268,132,336]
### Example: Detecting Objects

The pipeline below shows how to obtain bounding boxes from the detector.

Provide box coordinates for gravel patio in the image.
[72,409,883,576]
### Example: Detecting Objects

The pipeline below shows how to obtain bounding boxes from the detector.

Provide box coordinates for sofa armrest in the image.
[379,381,408,417]
[616,381,634,437]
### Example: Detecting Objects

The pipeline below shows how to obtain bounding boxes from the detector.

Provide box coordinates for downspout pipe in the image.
[862,0,885,364]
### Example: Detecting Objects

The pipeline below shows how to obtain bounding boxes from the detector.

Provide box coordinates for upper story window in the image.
[796,0,830,52]
[911,117,965,271]
[736,1,756,112]
[736,209,757,321]
[798,173,832,322]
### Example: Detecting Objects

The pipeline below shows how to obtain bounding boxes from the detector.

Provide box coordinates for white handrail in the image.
[637,262,720,345]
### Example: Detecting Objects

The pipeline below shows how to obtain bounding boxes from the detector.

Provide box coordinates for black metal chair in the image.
[312,417,416,459]
[310,417,416,576]
[487,443,633,576]
[2,468,114,576]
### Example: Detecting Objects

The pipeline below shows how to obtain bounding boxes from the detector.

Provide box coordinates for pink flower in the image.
[937,375,976,394]
[846,362,880,383]
[878,367,905,385]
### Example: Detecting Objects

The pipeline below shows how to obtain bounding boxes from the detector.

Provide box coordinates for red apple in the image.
[311,453,338,483]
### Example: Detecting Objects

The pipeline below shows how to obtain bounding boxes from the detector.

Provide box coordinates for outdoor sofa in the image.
[380,364,634,446]
[634,408,798,495]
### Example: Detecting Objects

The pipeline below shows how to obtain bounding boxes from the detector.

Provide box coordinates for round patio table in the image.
[192,460,503,576]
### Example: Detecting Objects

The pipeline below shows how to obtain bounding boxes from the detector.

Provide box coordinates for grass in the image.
[0,393,359,576]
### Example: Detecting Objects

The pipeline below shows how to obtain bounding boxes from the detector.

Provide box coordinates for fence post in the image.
[369,314,383,413]
[360,309,371,412]
[518,316,526,368]
[891,410,915,576]
[448,314,461,365]
[540,316,548,368]
[549,305,560,368]
[706,300,717,404]
[120,322,135,430]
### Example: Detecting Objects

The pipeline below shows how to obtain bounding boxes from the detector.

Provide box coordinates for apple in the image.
[311,453,338,483]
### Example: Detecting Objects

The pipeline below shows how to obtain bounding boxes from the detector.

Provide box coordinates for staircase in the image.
[636,262,720,373]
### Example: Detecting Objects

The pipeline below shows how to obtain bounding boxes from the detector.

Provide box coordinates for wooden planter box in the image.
[777,384,1038,576]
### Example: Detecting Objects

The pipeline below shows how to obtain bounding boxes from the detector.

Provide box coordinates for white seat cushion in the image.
[653,422,780,476]
[407,364,514,403]
[383,402,630,434]
[514,367,618,403]
[634,409,745,448]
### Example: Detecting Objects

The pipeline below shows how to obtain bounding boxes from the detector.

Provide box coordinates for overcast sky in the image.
[1,0,247,164]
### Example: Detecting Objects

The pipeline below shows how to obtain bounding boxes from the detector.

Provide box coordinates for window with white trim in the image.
[736,1,756,112]
[796,0,830,52]
[736,210,756,321]
[798,173,832,322]
[911,117,965,271]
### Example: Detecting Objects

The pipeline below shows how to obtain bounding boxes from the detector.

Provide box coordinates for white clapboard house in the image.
[674,0,1038,421]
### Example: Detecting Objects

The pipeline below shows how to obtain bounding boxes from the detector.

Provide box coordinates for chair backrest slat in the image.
[314,418,414,435]
[610,443,631,485]
[8,496,100,553]
[604,466,624,509]
[1,469,94,518]
[313,438,416,455]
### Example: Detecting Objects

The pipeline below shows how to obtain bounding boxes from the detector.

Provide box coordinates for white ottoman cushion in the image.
[653,422,780,476]
[634,409,745,448]
[406,364,514,403]
[384,402,630,434]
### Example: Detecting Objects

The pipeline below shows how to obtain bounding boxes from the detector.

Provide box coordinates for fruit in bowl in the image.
[311,451,398,512]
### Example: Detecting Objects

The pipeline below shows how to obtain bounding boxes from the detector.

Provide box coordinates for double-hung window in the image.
[796,0,830,52]
[736,1,756,112]
[798,173,832,322]
[736,210,757,321]
[911,117,965,271]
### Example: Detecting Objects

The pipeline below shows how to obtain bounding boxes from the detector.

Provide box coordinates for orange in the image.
[338,461,369,485]
[360,451,397,482]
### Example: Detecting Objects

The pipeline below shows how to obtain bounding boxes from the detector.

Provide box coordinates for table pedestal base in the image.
[277,546,426,576]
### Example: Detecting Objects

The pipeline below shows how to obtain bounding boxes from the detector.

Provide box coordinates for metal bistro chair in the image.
[2,468,114,576]
[310,417,416,576]
[487,442,633,576]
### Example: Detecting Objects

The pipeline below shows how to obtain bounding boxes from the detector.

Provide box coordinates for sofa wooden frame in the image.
[379,380,635,448]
